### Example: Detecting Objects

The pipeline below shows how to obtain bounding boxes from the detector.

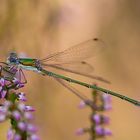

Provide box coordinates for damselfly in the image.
[5,38,140,106]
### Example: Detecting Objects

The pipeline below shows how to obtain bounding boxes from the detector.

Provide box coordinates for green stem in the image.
[41,69,140,106]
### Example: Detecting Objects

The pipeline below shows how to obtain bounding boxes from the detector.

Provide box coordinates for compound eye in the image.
[10,57,17,63]
[8,57,19,64]
[7,52,19,64]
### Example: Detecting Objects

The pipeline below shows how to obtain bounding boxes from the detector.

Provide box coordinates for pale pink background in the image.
[0,0,140,140]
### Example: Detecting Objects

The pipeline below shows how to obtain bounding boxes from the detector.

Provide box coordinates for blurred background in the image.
[0,0,140,140]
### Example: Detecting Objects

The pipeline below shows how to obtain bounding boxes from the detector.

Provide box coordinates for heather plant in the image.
[0,64,39,140]
[76,87,112,140]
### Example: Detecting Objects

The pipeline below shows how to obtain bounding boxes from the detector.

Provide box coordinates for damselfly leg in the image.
[0,62,27,85]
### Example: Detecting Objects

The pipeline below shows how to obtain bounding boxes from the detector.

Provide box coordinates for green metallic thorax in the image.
[19,58,37,66]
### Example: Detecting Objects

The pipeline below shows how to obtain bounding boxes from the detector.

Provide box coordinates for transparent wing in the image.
[39,38,109,84]
[42,62,110,84]
[54,77,89,101]
[42,61,94,74]
[40,38,105,63]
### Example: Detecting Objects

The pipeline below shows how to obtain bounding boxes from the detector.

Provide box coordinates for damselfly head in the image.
[7,52,19,65]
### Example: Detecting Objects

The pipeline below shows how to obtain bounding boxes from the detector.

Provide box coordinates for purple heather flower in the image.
[0,86,2,92]
[17,92,27,101]
[0,114,6,122]
[0,101,13,122]
[92,114,100,124]
[0,78,7,98]
[3,101,12,108]
[95,126,104,136]
[0,106,8,113]
[27,124,37,133]
[25,106,35,112]
[13,134,21,140]
[102,115,110,124]
[0,78,5,86]
[18,122,26,131]
[76,128,85,136]
[7,128,14,140]
[12,78,24,89]
[16,83,24,89]
[78,101,86,109]
[12,110,21,120]
[12,78,20,85]
[17,102,26,111]
[104,128,112,136]
[1,90,7,98]
[95,126,112,136]
[102,94,112,111]
[92,114,110,124]
[30,134,40,140]
[102,94,111,104]
[104,103,112,110]
[24,112,33,120]
[0,104,10,122]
